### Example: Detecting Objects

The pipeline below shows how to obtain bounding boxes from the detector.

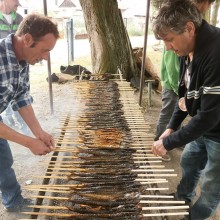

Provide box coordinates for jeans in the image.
[177,136,220,219]
[155,88,178,140]
[0,134,23,208]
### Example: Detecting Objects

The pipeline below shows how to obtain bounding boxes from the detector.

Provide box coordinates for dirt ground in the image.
[0,37,219,220]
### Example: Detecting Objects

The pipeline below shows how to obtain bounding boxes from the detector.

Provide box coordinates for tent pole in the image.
[43,0,54,114]
[139,0,151,106]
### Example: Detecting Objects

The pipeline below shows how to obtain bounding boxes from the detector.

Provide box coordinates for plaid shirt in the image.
[0,34,33,114]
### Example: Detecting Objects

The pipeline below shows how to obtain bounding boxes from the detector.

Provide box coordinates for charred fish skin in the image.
[66,205,139,215]
[75,146,136,155]
[57,213,140,220]
[73,192,140,202]
[69,182,141,192]
[67,162,137,169]
[69,197,139,208]
[49,81,142,220]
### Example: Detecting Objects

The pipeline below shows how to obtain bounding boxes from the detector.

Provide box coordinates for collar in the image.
[0,11,17,20]
[5,34,28,68]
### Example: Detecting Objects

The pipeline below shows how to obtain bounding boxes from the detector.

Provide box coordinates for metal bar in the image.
[43,0,54,114]
[139,0,151,106]
[70,18,74,62]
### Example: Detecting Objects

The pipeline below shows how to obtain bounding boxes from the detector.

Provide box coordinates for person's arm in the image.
[18,105,55,149]
[152,128,174,156]
[10,66,55,151]
[0,121,53,155]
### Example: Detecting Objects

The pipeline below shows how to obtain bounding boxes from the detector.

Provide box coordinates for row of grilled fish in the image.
[52,81,143,220]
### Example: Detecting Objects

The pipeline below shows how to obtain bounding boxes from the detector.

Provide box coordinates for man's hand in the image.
[18,105,55,152]
[37,130,55,151]
[152,128,174,156]
[25,137,55,155]
[0,117,55,155]
[152,139,167,156]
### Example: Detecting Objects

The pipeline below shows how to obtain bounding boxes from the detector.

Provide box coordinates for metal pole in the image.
[43,0,54,114]
[67,21,70,65]
[139,0,150,106]
[70,18,74,62]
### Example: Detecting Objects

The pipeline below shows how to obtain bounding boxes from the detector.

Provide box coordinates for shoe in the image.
[4,198,34,212]
[169,192,192,207]
[161,153,171,161]
[169,193,191,220]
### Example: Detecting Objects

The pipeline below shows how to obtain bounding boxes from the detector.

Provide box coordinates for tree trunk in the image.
[211,0,220,26]
[79,0,139,81]
[203,9,211,22]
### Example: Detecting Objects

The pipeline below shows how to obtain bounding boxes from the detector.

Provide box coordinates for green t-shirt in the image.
[160,49,179,95]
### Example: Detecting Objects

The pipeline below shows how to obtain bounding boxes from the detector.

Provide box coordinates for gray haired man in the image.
[152,0,220,219]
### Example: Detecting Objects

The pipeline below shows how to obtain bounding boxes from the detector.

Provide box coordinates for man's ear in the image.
[185,22,195,37]
[23,33,34,47]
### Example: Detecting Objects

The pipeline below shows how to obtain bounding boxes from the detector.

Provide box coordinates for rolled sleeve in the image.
[11,64,33,110]
[11,94,33,111]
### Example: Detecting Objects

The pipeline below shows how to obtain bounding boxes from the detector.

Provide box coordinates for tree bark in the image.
[203,9,211,22]
[79,0,139,81]
[211,0,220,26]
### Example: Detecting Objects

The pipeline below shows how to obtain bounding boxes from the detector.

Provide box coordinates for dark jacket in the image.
[163,20,220,150]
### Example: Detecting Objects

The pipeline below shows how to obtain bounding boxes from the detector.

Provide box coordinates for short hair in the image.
[16,14,60,41]
[152,0,203,40]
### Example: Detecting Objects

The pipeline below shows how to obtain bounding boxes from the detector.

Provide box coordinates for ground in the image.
[0,37,219,220]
